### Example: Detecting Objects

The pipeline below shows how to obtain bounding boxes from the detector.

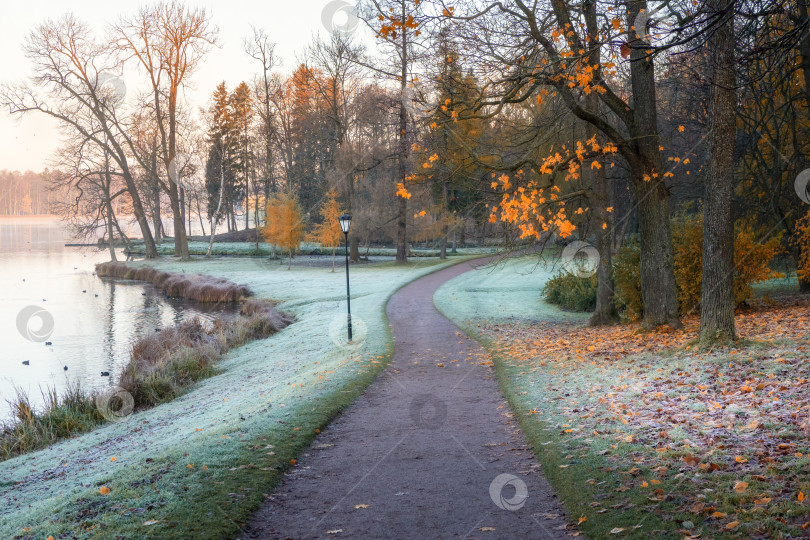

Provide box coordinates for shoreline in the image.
[1,262,291,462]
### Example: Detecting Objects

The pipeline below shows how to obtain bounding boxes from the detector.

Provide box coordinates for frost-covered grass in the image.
[0,255,467,539]
[435,256,810,539]
[127,240,499,258]
[434,254,589,324]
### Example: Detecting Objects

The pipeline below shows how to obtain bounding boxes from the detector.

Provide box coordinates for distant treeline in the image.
[0,170,55,215]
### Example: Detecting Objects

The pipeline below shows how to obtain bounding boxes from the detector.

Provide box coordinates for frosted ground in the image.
[0,255,475,538]
[434,254,590,323]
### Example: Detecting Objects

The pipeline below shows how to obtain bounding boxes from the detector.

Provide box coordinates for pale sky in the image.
[0,0,370,172]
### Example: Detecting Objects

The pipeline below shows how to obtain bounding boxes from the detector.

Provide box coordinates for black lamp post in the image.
[338,213,353,342]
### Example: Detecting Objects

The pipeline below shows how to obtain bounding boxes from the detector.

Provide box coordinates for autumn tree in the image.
[307,190,344,270]
[306,31,364,261]
[415,35,486,258]
[115,1,218,259]
[451,0,684,328]
[230,81,255,230]
[360,0,430,264]
[1,15,158,257]
[263,192,305,269]
[244,26,278,235]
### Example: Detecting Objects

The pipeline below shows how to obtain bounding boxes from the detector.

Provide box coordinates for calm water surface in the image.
[0,217,233,422]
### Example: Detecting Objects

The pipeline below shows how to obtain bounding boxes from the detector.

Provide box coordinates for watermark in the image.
[409,393,447,429]
[329,312,368,349]
[401,78,434,124]
[168,152,193,185]
[560,240,599,278]
[794,168,810,204]
[96,72,127,105]
[95,386,135,422]
[489,473,528,511]
[632,0,677,43]
[16,305,54,343]
[321,0,360,34]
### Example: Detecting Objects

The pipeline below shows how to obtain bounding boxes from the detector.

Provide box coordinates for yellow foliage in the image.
[307,190,343,249]
[616,214,784,320]
[262,192,304,266]
[793,209,810,283]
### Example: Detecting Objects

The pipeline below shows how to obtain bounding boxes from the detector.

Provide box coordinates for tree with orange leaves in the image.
[307,190,344,271]
[263,192,304,269]
[360,0,429,264]
[445,0,686,329]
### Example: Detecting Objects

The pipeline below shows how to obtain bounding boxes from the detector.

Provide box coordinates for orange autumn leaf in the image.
[99,486,111,495]
[733,481,749,493]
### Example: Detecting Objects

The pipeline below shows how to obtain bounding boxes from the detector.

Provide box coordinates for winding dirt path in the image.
[245,258,569,539]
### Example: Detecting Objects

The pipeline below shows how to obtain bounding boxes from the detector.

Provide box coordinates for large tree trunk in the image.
[628,0,680,328]
[395,0,409,264]
[635,175,680,328]
[350,235,360,262]
[120,165,157,259]
[584,93,616,325]
[153,180,162,244]
[169,182,188,258]
[699,0,737,346]
[103,160,118,262]
[440,182,448,260]
[795,0,810,292]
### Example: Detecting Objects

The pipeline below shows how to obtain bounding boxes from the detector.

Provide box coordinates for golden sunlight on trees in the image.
[307,190,344,271]
[262,192,304,269]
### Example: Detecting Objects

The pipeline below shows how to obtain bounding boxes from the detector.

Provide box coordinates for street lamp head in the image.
[338,213,352,234]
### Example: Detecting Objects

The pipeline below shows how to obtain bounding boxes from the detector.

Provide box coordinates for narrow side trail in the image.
[245,258,569,539]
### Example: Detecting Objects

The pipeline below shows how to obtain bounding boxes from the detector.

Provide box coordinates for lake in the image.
[0,216,233,422]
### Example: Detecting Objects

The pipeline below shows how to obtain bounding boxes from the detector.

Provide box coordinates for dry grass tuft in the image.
[0,384,105,461]
[119,300,292,408]
[96,262,252,303]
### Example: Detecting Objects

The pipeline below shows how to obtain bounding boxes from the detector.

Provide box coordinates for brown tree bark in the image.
[583,10,616,326]
[699,0,737,345]
[793,0,810,292]
[627,0,681,329]
[395,0,409,264]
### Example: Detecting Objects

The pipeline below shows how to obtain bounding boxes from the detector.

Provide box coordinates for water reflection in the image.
[0,217,235,421]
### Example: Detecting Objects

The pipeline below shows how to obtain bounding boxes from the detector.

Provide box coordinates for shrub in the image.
[672,214,706,314]
[543,268,598,312]
[611,236,643,322]
[611,215,783,321]
[734,223,784,304]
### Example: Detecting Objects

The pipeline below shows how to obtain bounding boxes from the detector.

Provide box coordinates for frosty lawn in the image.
[435,255,810,539]
[127,240,497,258]
[0,256,468,539]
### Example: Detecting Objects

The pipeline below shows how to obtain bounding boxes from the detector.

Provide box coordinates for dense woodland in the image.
[0,170,55,215]
[2,0,810,345]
